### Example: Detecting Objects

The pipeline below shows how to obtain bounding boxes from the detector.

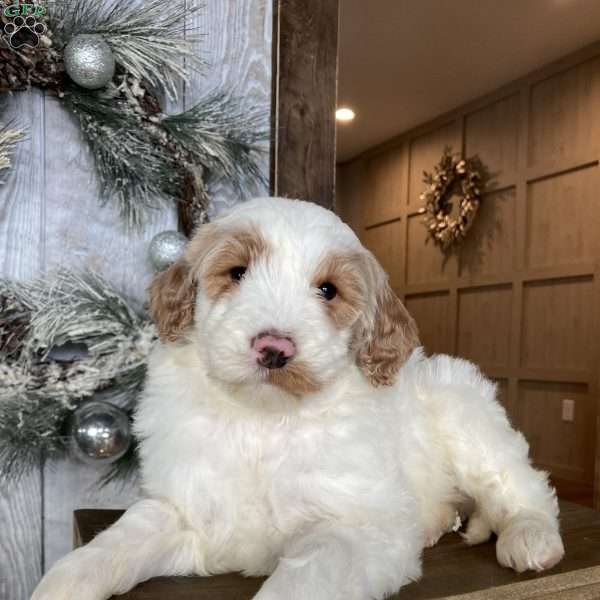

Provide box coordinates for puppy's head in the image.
[149,198,419,397]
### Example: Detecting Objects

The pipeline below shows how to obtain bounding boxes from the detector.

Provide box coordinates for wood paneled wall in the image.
[0,3,272,599]
[337,42,600,505]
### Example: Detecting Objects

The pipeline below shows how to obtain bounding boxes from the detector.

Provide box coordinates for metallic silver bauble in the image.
[149,230,187,271]
[69,401,131,464]
[64,34,115,89]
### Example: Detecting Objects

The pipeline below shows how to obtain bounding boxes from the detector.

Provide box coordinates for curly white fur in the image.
[32,198,563,600]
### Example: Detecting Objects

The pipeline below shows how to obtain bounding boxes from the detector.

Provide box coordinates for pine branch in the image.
[0,121,25,183]
[0,388,70,481]
[63,82,182,227]
[63,82,269,229]
[0,279,31,362]
[162,92,269,196]
[49,0,205,101]
[10,270,146,353]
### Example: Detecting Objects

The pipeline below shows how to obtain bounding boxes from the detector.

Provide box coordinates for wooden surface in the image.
[271,0,339,209]
[72,501,600,600]
[0,3,272,599]
[336,40,600,505]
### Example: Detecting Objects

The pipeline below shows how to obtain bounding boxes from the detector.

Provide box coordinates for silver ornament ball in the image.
[149,230,188,271]
[64,34,115,89]
[70,400,131,465]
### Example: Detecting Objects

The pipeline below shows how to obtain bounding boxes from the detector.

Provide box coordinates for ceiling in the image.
[337,0,600,162]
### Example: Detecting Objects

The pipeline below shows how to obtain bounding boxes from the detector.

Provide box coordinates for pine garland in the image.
[0,271,155,483]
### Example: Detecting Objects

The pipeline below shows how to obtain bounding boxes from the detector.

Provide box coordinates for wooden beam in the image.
[270,0,339,209]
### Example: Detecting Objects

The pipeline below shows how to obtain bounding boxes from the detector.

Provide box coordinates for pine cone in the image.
[0,292,30,362]
[138,84,162,116]
[115,71,163,116]
[179,167,209,237]
[0,3,64,93]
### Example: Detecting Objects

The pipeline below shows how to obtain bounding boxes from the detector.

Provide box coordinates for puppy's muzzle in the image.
[252,331,296,369]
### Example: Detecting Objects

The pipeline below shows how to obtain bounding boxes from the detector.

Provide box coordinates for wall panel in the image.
[459,187,516,279]
[336,160,367,239]
[529,56,600,166]
[363,220,403,289]
[526,166,600,270]
[521,276,593,373]
[405,292,452,355]
[465,94,519,187]
[457,285,512,368]
[518,381,594,482]
[406,215,455,285]
[365,145,405,226]
[494,379,513,420]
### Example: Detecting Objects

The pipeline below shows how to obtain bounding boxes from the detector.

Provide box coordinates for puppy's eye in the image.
[230,266,247,281]
[318,281,337,301]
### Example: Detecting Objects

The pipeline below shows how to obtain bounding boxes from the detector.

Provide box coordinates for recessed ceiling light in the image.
[336,107,355,122]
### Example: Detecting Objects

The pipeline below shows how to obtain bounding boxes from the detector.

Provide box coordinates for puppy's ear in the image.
[354,254,419,386]
[148,259,196,342]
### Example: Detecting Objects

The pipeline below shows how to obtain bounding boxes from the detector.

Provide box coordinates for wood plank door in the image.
[0,2,272,598]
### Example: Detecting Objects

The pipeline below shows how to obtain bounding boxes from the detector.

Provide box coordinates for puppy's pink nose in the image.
[252,331,296,369]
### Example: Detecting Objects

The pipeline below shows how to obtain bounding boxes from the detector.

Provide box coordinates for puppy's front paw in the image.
[461,511,492,546]
[496,515,564,573]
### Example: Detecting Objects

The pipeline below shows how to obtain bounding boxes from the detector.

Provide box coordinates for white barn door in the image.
[0,3,272,598]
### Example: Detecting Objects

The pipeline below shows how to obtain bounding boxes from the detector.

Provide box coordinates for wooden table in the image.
[73,501,600,599]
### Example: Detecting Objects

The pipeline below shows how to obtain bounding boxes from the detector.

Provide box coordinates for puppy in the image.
[32,197,564,600]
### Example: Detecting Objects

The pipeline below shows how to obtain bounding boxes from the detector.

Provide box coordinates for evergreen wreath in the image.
[0,0,268,234]
[0,270,153,484]
[419,147,485,251]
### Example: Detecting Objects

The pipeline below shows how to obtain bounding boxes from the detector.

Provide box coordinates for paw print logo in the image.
[4,15,45,49]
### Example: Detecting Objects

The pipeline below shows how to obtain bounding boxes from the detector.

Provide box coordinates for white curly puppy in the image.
[32,197,564,600]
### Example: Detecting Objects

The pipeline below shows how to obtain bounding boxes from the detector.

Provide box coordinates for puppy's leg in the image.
[31,498,206,600]
[253,522,422,600]
[461,510,492,546]
[423,502,461,547]
[452,405,564,572]
[425,356,564,573]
